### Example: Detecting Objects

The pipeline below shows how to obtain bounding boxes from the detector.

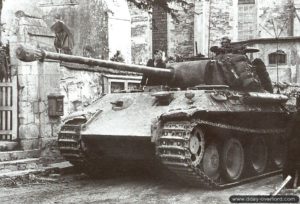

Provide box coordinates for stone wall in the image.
[17,58,105,160]
[208,0,236,47]
[18,62,41,150]
[257,0,292,38]
[39,0,133,63]
[1,0,59,152]
[107,0,132,63]
[17,60,62,152]
[59,65,103,115]
[129,3,152,65]
[193,0,238,56]
[250,39,300,83]
[294,0,300,36]
[167,2,195,58]
[152,5,168,55]
[151,1,195,58]
[39,0,109,59]
[0,0,138,157]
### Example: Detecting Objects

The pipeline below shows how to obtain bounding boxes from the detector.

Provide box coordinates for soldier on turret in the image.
[141,49,166,86]
[210,36,246,56]
[220,36,231,50]
[209,36,273,93]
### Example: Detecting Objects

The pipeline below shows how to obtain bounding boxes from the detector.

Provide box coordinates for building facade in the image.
[0,0,144,156]
[1,0,300,157]
[152,0,300,83]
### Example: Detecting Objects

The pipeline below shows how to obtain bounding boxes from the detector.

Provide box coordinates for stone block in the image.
[26,162,38,169]
[18,74,39,95]
[17,65,32,76]
[18,102,35,125]
[18,62,40,75]
[24,75,39,90]
[42,62,61,75]
[18,101,31,113]
[0,150,40,162]
[268,67,292,83]
[17,74,26,88]
[4,164,18,171]
[40,138,63,163]
[32,101,39,114]
[20,138,40,150]
[17,163,27,170]
[40,122,60,138]
[40,124,52,138]
[0,142,18,151]
[19,124,39,139]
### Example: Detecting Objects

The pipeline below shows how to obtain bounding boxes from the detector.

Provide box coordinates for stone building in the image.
[1,0,300,164]
[0,0,145,160]
[194,0,300,84]
[151,0,300,83]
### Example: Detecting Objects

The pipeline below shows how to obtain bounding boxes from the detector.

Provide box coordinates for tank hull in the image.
[58,89,294,188]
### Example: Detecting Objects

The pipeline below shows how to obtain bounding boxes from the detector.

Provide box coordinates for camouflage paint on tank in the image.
[78,89,290,137]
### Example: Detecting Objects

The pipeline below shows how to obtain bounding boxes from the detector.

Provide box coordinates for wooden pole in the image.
[270,175,292,196]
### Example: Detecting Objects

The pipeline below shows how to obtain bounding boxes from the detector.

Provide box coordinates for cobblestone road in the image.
[0,168,285,204]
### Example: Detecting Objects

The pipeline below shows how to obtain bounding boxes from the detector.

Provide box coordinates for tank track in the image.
[156,119,284,189]
[58,124,87,167]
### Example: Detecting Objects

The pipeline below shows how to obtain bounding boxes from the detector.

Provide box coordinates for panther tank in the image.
[16,45,296,189]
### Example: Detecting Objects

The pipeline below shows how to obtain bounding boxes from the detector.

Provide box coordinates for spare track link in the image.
[58,124,86,167]
[156,119,284,189]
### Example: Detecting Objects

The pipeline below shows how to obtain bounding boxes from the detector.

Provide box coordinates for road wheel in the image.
[221,138,245,182]
[247,136,268,174]
[189,127,205,167]
[270,135,287,169]
[202,143,220,180]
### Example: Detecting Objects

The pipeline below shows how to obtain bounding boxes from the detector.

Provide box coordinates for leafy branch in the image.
[127,0,192,20]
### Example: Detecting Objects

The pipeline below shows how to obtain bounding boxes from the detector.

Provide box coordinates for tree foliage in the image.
[127,0,191,18]
[259,1,294,38]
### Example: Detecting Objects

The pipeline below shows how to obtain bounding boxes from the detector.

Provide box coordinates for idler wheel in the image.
[221,138,245,181]
[270,135,287,169]
[202,143,220,180]
[189,127,205,166]
[247,137,268,174]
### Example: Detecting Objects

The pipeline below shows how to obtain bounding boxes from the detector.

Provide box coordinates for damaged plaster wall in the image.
[60,67,103,115]
[39,0,132,63]
[1,0,60,153]
[1,0,132,159]
[208,0,236,49]
[129,3,152,65]
[251,40,300,83]
[167,1,195,58]
[257,0,292,38]
[39,0,109,60]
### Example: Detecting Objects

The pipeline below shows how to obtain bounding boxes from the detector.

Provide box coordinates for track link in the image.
[58,124,86,167]
[156,119,284,189]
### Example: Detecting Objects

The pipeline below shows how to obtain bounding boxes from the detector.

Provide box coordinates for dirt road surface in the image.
[0,167,286,204]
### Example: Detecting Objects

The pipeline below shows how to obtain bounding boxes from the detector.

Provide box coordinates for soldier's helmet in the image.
[221,36,231,48]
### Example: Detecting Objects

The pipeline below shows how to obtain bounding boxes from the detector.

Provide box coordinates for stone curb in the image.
[0,161,74,181]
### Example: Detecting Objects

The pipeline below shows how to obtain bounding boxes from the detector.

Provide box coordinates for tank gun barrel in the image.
[16,45,214,88]
[15,45,174,78]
